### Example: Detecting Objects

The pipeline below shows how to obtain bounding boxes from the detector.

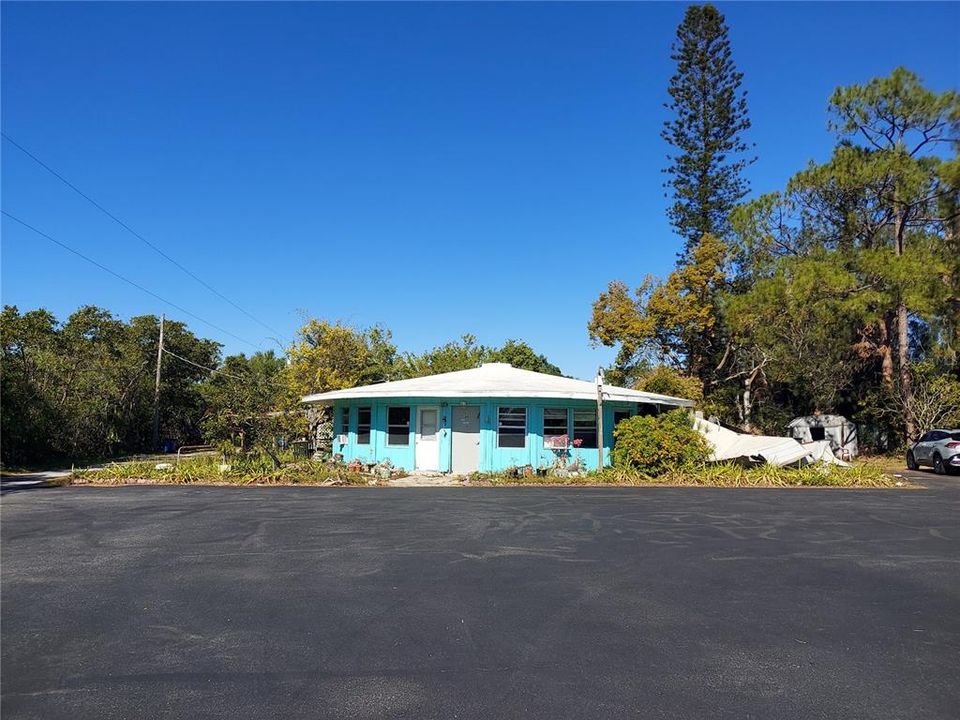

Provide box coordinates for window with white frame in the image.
[387,407,410,446]
[357,406,372,445]
[339,406,350,435]
[543,408,569,447]
[573,408,598,449]
[497,407,526,448]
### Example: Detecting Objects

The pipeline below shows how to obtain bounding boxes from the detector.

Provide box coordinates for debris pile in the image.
[695,418,851,468]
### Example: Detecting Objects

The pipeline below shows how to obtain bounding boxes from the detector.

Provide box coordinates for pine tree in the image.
[662,4,754,256]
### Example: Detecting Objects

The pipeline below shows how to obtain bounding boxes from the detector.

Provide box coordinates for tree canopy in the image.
[397,335,563,378]
[662,3,754,254]
[1,306,219,465]
[593,65,960,442]
[0,307,565,466]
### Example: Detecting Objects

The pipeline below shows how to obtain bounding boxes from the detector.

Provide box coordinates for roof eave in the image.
[301,391,693,407]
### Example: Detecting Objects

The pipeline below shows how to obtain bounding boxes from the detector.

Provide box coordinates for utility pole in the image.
[596,367,605,470]
[153,314,165,451]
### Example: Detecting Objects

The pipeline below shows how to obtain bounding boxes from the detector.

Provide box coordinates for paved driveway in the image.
[2,482,958,719]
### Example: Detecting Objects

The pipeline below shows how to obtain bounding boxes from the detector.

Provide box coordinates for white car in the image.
[906,429,960,475]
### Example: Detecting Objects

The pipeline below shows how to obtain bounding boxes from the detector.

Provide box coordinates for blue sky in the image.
[3,2,958,379]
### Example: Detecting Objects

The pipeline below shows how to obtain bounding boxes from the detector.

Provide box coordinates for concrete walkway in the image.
[387,473,462,487]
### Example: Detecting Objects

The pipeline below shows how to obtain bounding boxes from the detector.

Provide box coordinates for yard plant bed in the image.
[468,462,903,488]
[68,455,905,488]
[71,455,374,487]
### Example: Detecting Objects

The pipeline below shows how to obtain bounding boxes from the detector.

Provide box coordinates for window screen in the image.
[543,408,568,441]
[419,409,438,440]
[339,406,350,435]
[387,407,410,446]
[357,407,371,445]
[573,408,598,449]
[498,407,526,448]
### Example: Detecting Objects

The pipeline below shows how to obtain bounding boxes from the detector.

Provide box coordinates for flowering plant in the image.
[545,434,582,449]
[547,434,583,469]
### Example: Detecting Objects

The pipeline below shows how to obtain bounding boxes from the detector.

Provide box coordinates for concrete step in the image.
[388,475,461,487]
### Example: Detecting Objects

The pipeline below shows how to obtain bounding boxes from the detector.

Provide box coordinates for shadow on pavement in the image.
[0,472,69,496]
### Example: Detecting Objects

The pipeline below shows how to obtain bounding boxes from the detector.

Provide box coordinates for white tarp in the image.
[694,418,850,467]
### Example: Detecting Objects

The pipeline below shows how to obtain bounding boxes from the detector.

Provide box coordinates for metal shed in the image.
[787,414,858,459]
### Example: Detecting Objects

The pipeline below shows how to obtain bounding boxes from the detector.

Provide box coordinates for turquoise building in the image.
[302,363,694,474]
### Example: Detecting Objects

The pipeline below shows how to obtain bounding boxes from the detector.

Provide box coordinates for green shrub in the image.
[611,409,710,475]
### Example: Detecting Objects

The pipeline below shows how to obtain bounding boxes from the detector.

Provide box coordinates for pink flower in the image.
[572,438,583,448]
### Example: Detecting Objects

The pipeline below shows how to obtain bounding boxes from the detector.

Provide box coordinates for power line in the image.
[162,348,247,381]
[162,347,289,389]
[2,210,259,349]
[1,132,283,338]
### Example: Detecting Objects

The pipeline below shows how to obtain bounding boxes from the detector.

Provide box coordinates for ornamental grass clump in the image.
[611,409,710,476]
[653,461,896,487]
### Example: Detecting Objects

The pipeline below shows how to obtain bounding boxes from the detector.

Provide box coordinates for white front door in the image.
[415,407,440,471]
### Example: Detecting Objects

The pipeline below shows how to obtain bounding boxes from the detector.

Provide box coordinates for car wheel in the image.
[933,454,946,475]
[906,451,918,470]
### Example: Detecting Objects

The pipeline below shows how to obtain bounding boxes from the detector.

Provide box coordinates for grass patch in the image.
[853,453,908,474]
[72,453,371,487]
[468,461,903,488]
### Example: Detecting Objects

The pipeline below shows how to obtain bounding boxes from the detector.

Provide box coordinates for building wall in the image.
[331,396,661,473]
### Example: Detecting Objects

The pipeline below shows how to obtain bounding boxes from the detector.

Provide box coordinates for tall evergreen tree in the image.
[662,4,754,256]
[726,68,959,442]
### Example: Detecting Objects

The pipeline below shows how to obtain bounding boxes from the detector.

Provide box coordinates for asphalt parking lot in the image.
[2,478,958,719]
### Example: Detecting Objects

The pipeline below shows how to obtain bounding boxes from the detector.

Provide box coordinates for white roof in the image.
[787,414,852,428]
[301,363,694,407]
